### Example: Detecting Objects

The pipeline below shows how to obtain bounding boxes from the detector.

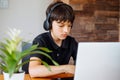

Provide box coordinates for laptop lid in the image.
[74,42,120,80]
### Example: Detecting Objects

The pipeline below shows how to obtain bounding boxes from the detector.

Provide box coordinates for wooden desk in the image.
[0,73,74,80]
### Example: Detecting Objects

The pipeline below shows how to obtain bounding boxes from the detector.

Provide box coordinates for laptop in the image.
[74,42,120,80]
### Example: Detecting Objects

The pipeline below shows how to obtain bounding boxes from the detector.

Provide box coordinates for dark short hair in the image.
[46,1,75,27]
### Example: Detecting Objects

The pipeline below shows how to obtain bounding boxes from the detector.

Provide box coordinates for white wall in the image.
[0,0,53,42]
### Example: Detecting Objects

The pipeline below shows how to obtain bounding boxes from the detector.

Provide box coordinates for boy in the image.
[29,1,78,80]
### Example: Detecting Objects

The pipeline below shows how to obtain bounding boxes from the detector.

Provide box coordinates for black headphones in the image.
[43,3,65,31]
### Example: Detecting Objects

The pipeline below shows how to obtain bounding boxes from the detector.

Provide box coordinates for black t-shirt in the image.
[30,32,78,65]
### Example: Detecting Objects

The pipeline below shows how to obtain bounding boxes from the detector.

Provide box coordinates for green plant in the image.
[0,28,59,77]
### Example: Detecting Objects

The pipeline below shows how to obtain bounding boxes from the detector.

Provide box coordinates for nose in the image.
[63,26,70,33]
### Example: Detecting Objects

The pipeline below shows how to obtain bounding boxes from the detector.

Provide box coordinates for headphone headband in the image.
[50,3,64,14]
[43,3,65,31]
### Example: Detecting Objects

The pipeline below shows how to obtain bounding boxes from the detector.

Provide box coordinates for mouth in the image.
[62,34,68,37]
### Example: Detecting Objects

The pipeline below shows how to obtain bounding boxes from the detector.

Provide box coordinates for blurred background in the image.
[0,0,119,42]
[0,0,53,43]
[0,0,119,73]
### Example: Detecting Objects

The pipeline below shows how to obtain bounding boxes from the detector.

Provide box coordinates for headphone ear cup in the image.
[44,3,64,31]
[43,19,50,31]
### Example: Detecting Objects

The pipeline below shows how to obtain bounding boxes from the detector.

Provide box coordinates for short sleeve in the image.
[30,35,47,60]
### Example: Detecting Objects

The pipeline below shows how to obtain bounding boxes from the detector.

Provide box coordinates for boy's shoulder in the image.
[34,32,50,41]
[36,32,49,38]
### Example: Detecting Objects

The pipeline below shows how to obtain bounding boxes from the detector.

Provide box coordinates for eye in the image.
[59,26,63,27]
[58,25,64,27]
[68,25,72,27]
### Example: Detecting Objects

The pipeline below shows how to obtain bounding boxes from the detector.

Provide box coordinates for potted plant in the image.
[0,28,59,80]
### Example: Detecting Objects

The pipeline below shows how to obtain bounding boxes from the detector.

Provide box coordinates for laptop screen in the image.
[74,42,120,80]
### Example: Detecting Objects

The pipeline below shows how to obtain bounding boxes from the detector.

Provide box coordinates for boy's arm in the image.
[29,57,75,77]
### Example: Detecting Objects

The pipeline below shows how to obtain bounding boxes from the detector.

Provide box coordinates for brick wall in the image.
[70,0,119,42]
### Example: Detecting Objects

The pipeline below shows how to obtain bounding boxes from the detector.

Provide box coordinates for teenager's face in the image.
[51,20,72,40]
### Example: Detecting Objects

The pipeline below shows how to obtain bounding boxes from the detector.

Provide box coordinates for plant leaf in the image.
[0,63,7,72]
[41,60,51,71]
[39,47,52,53]
[17,45,38,60]
[51,60,59,66]
[7,59,17,77]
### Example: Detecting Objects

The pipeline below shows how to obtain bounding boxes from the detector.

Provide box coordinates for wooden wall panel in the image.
[54,0,119,42]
